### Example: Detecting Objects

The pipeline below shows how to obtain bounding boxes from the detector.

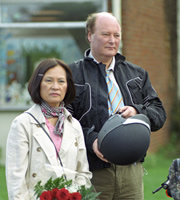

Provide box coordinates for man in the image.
[68,12,166,200]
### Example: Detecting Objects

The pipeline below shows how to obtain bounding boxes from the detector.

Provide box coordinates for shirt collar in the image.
[88,51,115,71]
[89,51,99,64]
[108,56,115,71]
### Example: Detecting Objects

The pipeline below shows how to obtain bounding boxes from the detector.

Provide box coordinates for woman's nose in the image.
[51,81,59,89]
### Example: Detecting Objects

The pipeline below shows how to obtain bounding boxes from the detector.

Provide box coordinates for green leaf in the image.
[34,181,44,199]
[79,185,101,200]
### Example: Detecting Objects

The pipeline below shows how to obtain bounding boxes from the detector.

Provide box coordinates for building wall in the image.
[121,0,175,152]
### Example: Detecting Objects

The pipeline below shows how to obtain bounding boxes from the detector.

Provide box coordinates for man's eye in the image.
[115,34,120,38]
[102,33,109,36]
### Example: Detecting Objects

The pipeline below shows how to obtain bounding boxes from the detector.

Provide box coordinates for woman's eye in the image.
[45,79,52,82]
[59,80,65,83]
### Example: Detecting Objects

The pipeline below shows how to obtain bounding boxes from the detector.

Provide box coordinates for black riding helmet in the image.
[98,114,151,165]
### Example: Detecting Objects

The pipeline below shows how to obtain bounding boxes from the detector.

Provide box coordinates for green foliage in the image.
[34,181,44,199]
[170,100,180,143]
[21,44,61,83]
[0,147,2,160]
[34,176,72,199]
[22,44,61,62]
[79,185,101,200]
[0,165,8,200]
[158,133,180,159]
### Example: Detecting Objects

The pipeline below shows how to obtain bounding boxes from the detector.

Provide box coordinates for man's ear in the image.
[87,31,92,43]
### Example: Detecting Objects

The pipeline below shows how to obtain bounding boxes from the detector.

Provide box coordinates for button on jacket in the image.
[6,104,92,200]
[68,49,166,171]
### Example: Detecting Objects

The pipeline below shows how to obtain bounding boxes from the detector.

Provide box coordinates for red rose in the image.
[56,188,70,200]
[69,192,82,200]
[40,191,52,200]
[51,188,59,198]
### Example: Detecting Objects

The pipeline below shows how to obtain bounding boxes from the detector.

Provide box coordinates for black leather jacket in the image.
[68,49,166,171]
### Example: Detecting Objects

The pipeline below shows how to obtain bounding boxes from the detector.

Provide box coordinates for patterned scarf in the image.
[40,100,65,136]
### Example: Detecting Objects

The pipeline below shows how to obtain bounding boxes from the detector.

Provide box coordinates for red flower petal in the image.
[70,192,82,200]
[40,191,53,200]
[51,188,59,198]
[56,188,70,200]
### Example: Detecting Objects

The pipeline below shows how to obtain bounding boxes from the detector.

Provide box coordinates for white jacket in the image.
[6,104,92,200]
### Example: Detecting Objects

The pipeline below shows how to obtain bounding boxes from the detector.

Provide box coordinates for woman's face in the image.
[40,65,67,107]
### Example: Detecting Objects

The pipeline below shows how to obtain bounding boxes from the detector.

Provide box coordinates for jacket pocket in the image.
[73,83,91,121]
[126,77,143,104]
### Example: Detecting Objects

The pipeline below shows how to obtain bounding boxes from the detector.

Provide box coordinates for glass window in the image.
[0,0,107,110]
[1,1,105,23]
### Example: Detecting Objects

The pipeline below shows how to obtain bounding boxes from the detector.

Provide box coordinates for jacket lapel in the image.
[59,113,77,158]
[33,125,59,166]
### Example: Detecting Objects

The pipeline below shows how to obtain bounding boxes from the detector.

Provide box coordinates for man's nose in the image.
[109,35,115,43]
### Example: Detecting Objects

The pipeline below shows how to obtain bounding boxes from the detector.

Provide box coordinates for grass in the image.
[0,165,8,200]
[144,140,180,200]
[143,152,174,200]
[1,145,179,200]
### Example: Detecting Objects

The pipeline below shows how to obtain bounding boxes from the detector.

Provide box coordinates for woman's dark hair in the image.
[28,58,75,105]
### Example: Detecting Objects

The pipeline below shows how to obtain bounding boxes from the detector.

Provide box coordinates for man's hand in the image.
[92,139,109,162]
[119,106,138,118]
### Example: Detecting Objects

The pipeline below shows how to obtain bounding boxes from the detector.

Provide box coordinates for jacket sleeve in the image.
[131,70,167,132]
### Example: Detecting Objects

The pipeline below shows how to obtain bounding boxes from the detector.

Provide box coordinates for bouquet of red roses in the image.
[34,175,100,200]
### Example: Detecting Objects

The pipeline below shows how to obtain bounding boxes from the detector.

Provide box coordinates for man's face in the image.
[88,14,121,63]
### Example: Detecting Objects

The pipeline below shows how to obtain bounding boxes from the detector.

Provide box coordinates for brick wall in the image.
[121,0,175,152]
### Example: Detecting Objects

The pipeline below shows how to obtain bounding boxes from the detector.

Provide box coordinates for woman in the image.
[6,58,92,200]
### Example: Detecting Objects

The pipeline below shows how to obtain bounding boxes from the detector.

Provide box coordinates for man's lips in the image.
[106,46,115,49]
